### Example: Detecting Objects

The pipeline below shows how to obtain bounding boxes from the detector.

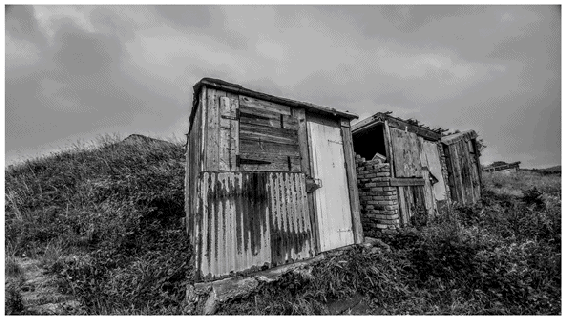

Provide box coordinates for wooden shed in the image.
[352,112,482,228]
[440,129,483,205]
[186,78,363,282]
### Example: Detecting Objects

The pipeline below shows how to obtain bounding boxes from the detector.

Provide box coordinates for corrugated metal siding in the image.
[268,172,313,266]
[195,171,313,281]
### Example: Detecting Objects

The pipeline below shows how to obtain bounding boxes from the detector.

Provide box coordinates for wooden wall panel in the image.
[294,108,319,253]
[390,128,422,178]
[422,141,448,201]
[219,96,239,171]
[205,88,226,171]
[307,115,355,252]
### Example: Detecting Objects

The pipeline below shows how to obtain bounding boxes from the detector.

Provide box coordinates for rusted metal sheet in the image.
[195,171,313,281]
[268,172,313,266]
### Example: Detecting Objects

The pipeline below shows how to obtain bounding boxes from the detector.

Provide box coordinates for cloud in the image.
[5,5,561,170]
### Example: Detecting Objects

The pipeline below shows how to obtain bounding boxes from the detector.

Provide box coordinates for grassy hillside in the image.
[5,135,192,314]
[5,137,561,315]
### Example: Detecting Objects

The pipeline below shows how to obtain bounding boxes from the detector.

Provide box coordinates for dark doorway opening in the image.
[353,123,387,161]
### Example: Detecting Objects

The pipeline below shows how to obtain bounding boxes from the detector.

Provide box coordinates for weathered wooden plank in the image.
[190,87,206,241]
[226,92,240,170]
[418,138,437,217]
[459,140,474,205]
[294,108,319,253]
[420,170,436,217]
[341,118,363,244]
[308,115,354,252]
[413,186,427,218]
[196,78,357,120]
[219,96,239,171]
[240,122,298,146]
[389,178,425,187]
[449,144,464,203]
[383,121,395,176]
[390,128,422,178]
[294,109,310,173]
[238,152,301,172]
[205,88,227,171]
[442,144,457,203]
[352,112,442,141]
[239,106,299,130]
[421,141,447,201]
[239,94,292,116]
[397,186,408,226]
[471,139,483,198]
[441,129,478,146]
[405,186,413,222]
[240,139,300,157]
[466,141,480,202]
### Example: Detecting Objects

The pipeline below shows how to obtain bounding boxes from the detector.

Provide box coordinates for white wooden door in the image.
[308,119,354,252]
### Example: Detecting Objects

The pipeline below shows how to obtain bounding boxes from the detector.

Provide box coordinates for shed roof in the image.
[352,111,442,141]
[189,78,358,131]
[440,129,478,145]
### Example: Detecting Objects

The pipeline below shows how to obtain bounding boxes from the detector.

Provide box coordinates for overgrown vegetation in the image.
[219,172,561,315]
[5,135,561,315]
[5,134,192,314]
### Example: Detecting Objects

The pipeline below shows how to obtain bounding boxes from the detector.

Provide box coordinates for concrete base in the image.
[185,238,388,315]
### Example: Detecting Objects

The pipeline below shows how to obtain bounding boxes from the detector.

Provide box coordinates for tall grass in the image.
[219,172,561,315]
[5,134,192,314]
[5,136,561,315]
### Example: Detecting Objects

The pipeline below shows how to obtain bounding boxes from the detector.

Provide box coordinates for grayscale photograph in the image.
[5,5,561,315]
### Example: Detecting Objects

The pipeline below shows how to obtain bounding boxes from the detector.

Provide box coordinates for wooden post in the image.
[294,108,319,254]
[341,118,364,244]
[383,120,395,177]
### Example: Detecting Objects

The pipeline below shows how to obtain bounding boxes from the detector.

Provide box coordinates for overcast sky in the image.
[5,5,561,168]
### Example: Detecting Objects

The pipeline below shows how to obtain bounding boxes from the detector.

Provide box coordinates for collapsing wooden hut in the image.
[440,129,483,205]
[186,78,363,282]
[351,112,482,230]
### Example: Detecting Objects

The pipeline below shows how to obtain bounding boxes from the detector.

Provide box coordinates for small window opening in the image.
[353,123,387,161]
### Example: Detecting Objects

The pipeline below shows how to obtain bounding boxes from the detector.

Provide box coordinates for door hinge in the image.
[306,176,322,193]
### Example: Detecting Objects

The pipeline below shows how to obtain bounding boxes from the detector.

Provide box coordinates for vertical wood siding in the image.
[442,133,482,205]
[390,128,422,178]
[421,141,448,202]
[397,185,427,226]
[195,171,313,281]
[307,116,355,252]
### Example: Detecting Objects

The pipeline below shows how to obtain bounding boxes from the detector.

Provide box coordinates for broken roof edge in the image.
[352,111,442,141]
[440,129,478,145]
[189,77,358,131]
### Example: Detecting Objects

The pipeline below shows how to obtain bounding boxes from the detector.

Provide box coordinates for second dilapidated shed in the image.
[440,129,483,205]
[186,78,363,282]
[352,112,482,230]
